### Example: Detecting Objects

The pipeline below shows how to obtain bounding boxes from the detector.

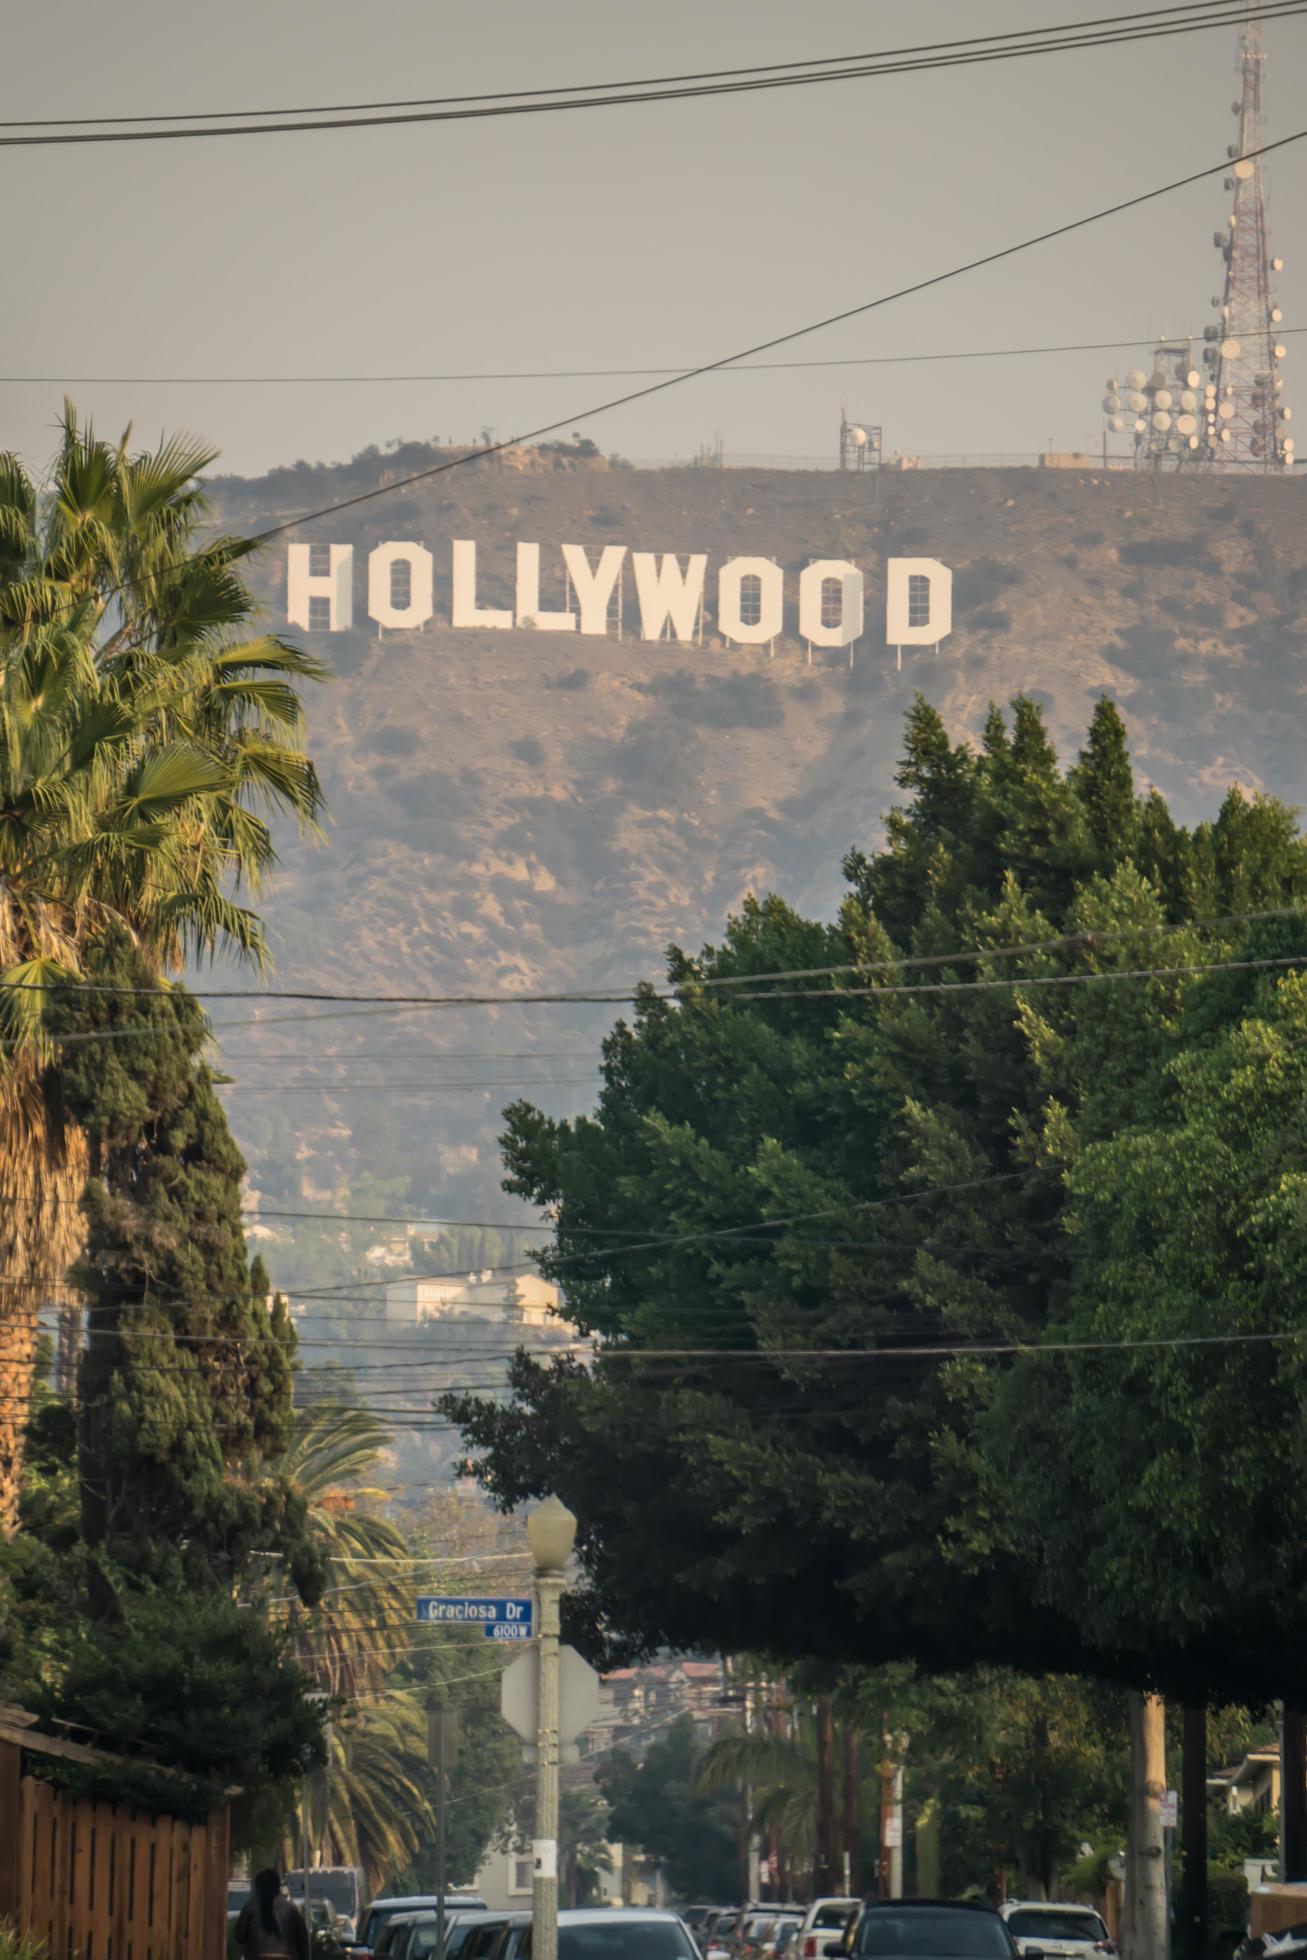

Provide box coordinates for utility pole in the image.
[842,1726,861,1896]
[1125,1694,1167,1960]
[1179,1708,1208,1960]
[817,1698,838,1895]
[527,1498,577,1960]
[1282,1707,1307,1879]
[878,1717,893,1901]
[429,1711,459,1960]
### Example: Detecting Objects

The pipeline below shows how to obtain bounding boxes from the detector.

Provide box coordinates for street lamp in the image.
[528,1496,577,1960]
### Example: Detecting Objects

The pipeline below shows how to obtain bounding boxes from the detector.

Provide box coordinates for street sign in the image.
[1161,1790,1179,1828]
[501,1644,601,1744]
[415,1595,534,1632]
[884,1811,903,1848]
[487,1621,533,1642]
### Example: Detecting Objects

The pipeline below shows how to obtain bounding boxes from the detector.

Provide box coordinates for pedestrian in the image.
[236,1869,311,1960]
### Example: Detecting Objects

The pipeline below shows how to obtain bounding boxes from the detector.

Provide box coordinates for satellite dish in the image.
[1282,406,1294,422]
[1188,436,1200,450]
[1187,370,1201,387]
[1275,344,1288,359]
[1134,418,1148,434]
[1218,399,1236,419]
[1126,368,1147,389]
[1149,369,1168,390]
[1220,338,1242,360]
[1220,427,1232,443]
[1272,256,1285,271]
[1128,390,1148,412]
[1109,415,1126,433]
[849,426,868,445]
[1253,417,1269,436]
[1175,414,1197,436]
[1271,306,1283,323]
[1167,436,1183,453]
[1179,390,1197,412]
[1234,158,1255,180]
[1152,411,1172,433]
[1102,394,1121,415]
[1284,437,1296,453]
[1154,389,1173,410]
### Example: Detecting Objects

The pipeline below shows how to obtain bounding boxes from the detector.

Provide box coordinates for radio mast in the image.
[1204,1,1293,470]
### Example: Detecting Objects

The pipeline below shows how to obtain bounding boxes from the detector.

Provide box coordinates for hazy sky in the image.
[5,0,1305,479]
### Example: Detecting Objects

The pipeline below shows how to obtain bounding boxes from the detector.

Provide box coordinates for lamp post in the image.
[527,1496,577,1960]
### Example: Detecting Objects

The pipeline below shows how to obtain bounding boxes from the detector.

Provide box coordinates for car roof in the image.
[860,1902,1003,1916]
[559,1912,689,1925]
[379,1899,486,1910]
[1000,1907,1100,1918]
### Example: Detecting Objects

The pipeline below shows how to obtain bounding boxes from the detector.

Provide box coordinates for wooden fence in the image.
[0,1725,230,1960]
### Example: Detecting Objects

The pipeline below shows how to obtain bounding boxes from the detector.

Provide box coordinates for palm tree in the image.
[273,1403,413,1699]
[289,1698,436,1897]
[0,405,325,1529]
[694,1727,819,1889]
[269,1404,438,1891]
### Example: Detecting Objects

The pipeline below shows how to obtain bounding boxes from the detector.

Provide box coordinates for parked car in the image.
[759,1919,804,1960]
[494,1908,704,1960]
[797,1902,860,1960]
[459,1914,526,1960]
[832,1902,1020,1960]
[703,1911,739,1958]
[374,1917,429,1960]
[998,1907,1115,1959]
[357,1900,488,1956]
[735,1911,790,1960]
[288,1869,368,1941]
[680,1912,716,1941]
[773,1927,802,1960]
[383,1909,489,1960]
[705,1912,736,1960]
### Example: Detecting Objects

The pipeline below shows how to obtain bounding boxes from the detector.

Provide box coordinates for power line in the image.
[18,122,1307,643]
[15,945,1307,1007]
[0,0,1263,132]
[2,2,1300,146]
[13,322,1307,388]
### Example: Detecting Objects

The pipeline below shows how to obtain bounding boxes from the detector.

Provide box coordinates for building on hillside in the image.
[385,1270,568,1329]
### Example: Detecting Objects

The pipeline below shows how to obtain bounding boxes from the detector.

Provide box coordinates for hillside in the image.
[210,451,1307,1243]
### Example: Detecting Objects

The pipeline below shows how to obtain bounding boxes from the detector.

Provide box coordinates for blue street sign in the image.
[486,1621,533,1642]
[415,1595,534,1631]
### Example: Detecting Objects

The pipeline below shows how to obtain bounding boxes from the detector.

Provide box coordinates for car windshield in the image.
[1007,1917,1105,1945]
[856,1913,1012,1958]
[556,1925,701,1960]
[815,1913,857,1932]
[463,1924,509,1959]
[314,1877,361,1917]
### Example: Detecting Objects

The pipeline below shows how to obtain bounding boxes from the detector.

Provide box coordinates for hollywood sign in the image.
[286,540,953,651]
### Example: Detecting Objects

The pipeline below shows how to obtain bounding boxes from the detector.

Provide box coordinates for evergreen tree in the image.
[51,931,318,1592]
[446,696,1307,1701]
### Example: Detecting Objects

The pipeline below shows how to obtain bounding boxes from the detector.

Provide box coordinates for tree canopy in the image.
[0,406,325,1530]
[448,695,1307,1701]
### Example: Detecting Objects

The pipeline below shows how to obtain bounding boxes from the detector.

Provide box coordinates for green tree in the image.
[992,958,1307,1671]
[597,1715,742,1902]
[270,1403,524,1892]
[48,933,314,1589]
[447,696,1307,1703]
[0,406,324,1530]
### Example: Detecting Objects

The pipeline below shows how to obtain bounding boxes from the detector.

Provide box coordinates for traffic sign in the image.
[500,1644,601,1744]
[416,1595,534,1632]
[487,1622,533,1642]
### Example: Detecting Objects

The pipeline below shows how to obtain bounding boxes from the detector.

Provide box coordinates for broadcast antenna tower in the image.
[1207,0,1292,470]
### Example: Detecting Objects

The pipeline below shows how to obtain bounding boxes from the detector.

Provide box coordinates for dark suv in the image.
[834,1904,1020,1960]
